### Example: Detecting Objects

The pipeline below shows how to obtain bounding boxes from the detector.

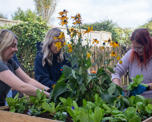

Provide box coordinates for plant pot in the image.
[0,106,60,122]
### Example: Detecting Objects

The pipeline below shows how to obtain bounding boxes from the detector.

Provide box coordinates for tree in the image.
[140,19,152,35]
[0,13,7,19]
[33,0,56,23]
[12,8,41,22]
[114,27,132,46]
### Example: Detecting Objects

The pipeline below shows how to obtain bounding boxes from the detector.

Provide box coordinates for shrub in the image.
[9,21,49,76]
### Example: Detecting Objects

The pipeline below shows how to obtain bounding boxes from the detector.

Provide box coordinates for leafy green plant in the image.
[6,93,28,113]
[127,75,148,91]
[50,10,123,104]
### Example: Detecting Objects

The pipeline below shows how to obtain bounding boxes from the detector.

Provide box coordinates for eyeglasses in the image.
[133,46,144,52]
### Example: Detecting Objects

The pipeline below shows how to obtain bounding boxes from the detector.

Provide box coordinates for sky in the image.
[0,0,152,28]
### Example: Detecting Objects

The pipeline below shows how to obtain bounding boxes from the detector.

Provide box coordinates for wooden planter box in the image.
[0,106,60,122]
[143,117,152,122]
[0,106,151,122]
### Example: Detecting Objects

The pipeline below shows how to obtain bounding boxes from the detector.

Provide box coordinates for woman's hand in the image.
[147,83,152,90]
[112,78,122,87]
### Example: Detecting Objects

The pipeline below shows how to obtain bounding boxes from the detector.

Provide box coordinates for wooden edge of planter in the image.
[142,117,152,122]
[1,106,151,122]
[0,106,61,122]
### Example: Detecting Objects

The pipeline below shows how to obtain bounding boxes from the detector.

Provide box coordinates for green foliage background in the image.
[0,9,49,76]
[9,21,49,76]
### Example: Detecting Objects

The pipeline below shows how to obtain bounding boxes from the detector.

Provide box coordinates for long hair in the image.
[130,28,152,66]
[0,29,18,61]
[42,28,64,66]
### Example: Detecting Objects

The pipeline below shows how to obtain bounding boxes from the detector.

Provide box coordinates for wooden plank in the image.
[143,117,152,122]
[0,109,60,122]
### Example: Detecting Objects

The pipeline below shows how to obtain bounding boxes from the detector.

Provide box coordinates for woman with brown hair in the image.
[112,28,152,98]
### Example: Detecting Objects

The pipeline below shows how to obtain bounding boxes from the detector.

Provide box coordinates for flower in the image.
[83,26,93,34]
[110,51,117,57]
[60,66,63,72]
[58,10,68,26]
[117,95,121,99]
[92,39,99,44]
[100,46,105,50]
[104,40,109,43]
[55,41,62,51]
[58,15,68,21]
[119,60,123,64]
[58,32,65,39]
[72,106,75,110]
[63,41,67,46]
[90,70,96,74]
[67,44,72,53]
[116,56,120,60]
[110,41,119,48]
[71,13,82,25]
[58,9,68,16]
[61,20,68,26]
[87,52,91,58]
[52,84,56,89]
[54,32,65,40]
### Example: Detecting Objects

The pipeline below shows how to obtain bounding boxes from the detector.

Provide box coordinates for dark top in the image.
[34,42,70,90]
[0,59,19,106]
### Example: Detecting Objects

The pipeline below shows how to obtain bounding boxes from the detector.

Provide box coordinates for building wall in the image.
[0,18,21,26]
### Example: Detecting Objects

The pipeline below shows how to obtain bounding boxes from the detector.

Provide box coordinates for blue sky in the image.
[0,0,152,28]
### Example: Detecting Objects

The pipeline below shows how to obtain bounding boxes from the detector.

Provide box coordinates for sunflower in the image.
[92,39,99,44]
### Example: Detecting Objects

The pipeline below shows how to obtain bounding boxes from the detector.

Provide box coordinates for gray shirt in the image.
[0,59,19,105]
[112,49,152,98]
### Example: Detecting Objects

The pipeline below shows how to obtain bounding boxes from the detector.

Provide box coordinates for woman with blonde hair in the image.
[34,28,70,90]
[0,29,50,106]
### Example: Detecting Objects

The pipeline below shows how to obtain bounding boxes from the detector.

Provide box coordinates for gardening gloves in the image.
[129,84,149,96]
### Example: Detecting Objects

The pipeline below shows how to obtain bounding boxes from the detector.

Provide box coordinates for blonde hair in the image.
[42,28,64,66]
[0,29,18,61]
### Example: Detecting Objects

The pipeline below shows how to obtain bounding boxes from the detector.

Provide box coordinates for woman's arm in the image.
[111,50,132,86]
[112,78,122,87]
[15,67,50,91]
[0,70,50,97]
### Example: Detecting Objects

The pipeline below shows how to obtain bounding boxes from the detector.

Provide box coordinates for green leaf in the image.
[124,107,141,122]
[63,65,72,78]
[93,107,104,122]
[51,81,68,101]
[72,69,76,79]
[108,83,116,95]
[107,67,114,73]
[127,75,144,90]
[145,104,152,114]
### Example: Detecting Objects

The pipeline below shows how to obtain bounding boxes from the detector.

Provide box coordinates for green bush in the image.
[9,21,49,76]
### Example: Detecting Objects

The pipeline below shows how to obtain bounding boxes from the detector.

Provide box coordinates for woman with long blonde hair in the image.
[34,28,70,90]
[0,29,50,106]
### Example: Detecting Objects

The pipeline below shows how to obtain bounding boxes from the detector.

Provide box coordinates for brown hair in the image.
[130,28,152,66]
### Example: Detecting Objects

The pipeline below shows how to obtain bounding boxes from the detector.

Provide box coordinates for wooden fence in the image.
[90,45,130,85]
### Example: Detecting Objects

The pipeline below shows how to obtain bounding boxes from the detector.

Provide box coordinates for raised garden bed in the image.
[0,106,60,122]
[0,106,152,122]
